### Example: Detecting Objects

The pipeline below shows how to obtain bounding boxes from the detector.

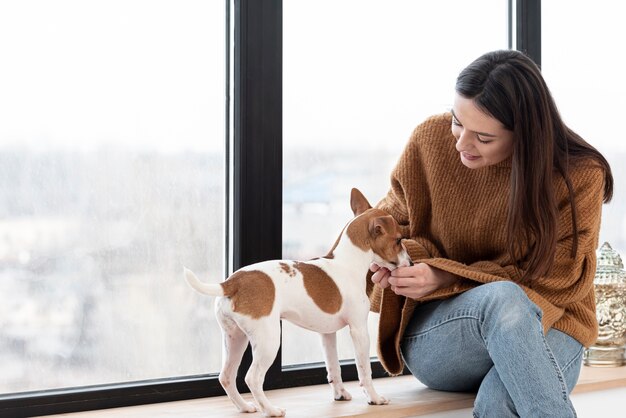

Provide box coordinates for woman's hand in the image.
[370,262,457,299]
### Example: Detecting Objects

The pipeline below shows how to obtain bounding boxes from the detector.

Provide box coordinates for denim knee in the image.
[476,281,533,307]
[475,282,542,328]
[400,299,492,392]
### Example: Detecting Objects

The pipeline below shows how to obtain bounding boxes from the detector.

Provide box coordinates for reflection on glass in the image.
[542,0,626,253]
[283,0,508,366]
[0,0,225,393]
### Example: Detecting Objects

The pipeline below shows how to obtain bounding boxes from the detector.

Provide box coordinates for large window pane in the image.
[283,0,508,366]
[542,1,626,252]
[0,0,225,393]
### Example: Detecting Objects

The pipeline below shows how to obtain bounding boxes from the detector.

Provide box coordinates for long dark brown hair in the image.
[455,50,613,282]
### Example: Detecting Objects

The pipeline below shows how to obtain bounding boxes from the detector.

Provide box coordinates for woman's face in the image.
[451,94,514,169]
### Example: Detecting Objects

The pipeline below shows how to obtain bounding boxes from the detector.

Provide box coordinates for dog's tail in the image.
[184,267,224,296]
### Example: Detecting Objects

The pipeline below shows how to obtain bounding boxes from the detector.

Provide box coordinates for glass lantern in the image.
[584,242,626,367]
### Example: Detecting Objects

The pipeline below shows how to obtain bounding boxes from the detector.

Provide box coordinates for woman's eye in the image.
[452,118,462,127]
[477,135,493,144]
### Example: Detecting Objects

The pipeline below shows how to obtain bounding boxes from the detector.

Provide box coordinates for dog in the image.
[184,188,411,417]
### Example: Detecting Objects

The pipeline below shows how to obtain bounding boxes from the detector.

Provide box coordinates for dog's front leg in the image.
[320,332,352,401]
[348,324,389,405]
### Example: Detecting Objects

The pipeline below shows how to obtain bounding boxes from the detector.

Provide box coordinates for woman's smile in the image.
[461,152,481,161]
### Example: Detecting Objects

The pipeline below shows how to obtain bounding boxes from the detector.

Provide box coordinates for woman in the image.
[369,50,613,417]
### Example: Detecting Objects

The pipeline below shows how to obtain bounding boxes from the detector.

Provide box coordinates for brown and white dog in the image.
[184,188,411,417]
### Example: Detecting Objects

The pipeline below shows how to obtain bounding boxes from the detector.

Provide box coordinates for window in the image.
[0,0,226,394]
[542,0,626,253]
[1,0,532,415]
[283,0,508,366]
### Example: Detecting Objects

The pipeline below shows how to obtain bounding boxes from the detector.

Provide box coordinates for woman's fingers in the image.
[371,266,391,288]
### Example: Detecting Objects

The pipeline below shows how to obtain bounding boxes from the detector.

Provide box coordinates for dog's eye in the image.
[396,238,402,245]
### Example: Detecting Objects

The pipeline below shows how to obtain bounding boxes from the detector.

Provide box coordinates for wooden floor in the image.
[44,366,626,418]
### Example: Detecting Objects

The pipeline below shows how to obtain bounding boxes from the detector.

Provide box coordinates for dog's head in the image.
[347,188,412,270]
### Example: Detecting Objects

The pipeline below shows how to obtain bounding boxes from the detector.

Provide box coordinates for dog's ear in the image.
[369,216,393,237]
[350,188,372,216]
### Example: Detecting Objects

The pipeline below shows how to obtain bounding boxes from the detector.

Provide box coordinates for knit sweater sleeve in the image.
[417,165,605,332]
[369,115,451,314]
[375,115,446,258]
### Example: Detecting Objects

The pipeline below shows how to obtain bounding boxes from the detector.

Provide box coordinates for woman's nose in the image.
[455,129,472,152]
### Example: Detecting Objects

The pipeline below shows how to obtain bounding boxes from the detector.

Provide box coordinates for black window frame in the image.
[0,1,540,416]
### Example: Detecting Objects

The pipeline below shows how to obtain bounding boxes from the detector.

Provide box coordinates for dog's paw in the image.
[367,395,390,405]
[238,401,257,413]
[263,406,286,417]
[334,388,352,401]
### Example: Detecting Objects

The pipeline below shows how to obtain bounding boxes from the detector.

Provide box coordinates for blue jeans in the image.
[400,282,584,418]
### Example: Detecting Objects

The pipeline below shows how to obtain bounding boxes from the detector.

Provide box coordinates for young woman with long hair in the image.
[369,49,613,417]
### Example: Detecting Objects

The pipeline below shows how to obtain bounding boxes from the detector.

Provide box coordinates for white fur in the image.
[184,268,224,296]
[185,213,411,417]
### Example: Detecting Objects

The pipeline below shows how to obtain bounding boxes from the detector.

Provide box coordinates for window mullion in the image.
[232,0,284,386]
[515,0,542,67]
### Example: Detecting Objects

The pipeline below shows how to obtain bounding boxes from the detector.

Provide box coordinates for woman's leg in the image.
[401,294,493,392]
[401,281,581,418]
[474,329,584,417]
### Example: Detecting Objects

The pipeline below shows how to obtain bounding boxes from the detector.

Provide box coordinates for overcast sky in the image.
[0,1,624,154]
[0,0,224,153]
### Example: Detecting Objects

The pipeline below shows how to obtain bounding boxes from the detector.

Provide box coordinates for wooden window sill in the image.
[41,366,626,417]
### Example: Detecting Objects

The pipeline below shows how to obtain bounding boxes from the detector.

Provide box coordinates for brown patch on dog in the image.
[294,262,342,314]
[279,262,297,277]
[221,270,275,318]
[345,208,386,250]
[347,208,404,265]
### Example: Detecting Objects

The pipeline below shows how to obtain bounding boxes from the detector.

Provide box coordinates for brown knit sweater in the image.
[370,113,604,376]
